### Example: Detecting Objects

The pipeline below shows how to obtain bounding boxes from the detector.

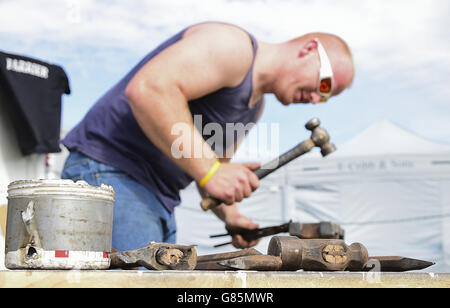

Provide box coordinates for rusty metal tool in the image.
[219,236,368,271]
[364,256,435,272]
[218,237,434,272]
[219,255,283,271]
[195,248,262,270]
[267,236,368,271]
[219,255,435,272]
[200,118,337,211]
[210,221,345,248]
[210,221,291,248]
[109,242,197,270]
[290,221,345,240]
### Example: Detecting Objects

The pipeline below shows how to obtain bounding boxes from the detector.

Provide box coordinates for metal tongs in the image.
[210,220,345,248]
[210,221,291,248]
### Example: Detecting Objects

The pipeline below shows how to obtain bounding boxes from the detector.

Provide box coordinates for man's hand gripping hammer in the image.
[200,118,337,211]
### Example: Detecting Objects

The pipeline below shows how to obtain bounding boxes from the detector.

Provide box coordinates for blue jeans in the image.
[61,151,177,252]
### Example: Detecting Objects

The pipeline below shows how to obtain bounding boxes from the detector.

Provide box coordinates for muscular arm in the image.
[125,23,259,205]
[126,25,249,180]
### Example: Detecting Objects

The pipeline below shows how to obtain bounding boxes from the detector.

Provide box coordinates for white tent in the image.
[176,120,450,272]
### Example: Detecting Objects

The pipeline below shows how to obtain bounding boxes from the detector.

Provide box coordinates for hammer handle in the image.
[200,139,315,211]
[253,139,315,179]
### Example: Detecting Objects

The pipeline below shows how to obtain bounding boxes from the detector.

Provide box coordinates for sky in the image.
[1,0,450,160]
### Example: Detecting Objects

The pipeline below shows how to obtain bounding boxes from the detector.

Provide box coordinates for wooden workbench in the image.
[1,270,449,288]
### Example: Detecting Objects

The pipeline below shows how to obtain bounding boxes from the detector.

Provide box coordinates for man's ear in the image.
[298,39,318,58]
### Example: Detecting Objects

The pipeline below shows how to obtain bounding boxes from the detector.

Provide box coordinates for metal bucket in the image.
[5,179,114,270]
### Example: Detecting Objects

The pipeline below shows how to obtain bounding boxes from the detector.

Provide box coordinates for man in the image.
[61,22,354,252]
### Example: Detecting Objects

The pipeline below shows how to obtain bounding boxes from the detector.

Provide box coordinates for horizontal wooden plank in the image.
[0,270,449,288]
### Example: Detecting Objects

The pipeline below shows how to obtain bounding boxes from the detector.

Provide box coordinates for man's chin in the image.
[279,97,293,106]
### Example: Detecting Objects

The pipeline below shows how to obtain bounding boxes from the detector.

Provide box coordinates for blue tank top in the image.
[62,26,263,212]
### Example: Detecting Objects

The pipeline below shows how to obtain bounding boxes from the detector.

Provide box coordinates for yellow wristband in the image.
[199,161,221,187]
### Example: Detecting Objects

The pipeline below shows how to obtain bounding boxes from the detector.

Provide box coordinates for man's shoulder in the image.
[182,22,255,87]
[185,22,253,41]
[184,22,254,57]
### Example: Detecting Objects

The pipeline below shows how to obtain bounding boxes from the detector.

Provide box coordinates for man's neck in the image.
[253,41,287,96]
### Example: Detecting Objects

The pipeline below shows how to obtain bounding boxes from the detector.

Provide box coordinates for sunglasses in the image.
[314,38,334,102]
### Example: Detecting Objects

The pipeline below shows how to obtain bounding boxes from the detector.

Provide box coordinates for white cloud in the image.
[1,0,448,82]
[1,0,449,143]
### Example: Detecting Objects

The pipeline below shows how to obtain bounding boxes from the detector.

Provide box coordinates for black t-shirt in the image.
[0,51,70,155]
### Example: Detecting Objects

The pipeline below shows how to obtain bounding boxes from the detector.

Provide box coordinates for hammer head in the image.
[305,118,337,156]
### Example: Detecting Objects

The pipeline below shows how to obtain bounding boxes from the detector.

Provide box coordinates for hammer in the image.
[218,236,435,272]
[109,242,197,270]
[200,118,336,211]
[219,237,369,272]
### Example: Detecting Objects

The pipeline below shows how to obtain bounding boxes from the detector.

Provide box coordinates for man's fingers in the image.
[234,216,259,230]
[237,174,252,198]
[228,215,260,249]
[249,239,260,247]
[242,164,260,192]
[243,162,261,171]
[232,234,249,249]
[232,234,260,249]
[243,183,252,198]
[246,170,259,192]
[202,162,262,206]
[222,188,236,205]
[234,184,244,203]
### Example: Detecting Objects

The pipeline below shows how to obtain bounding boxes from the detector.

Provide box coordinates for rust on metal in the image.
[110,242,197,270]
[197,248,262,262]
[268,236,369,271]
[322,244,348,264]
[213,237,434,272]
[156,248,184,267]
[214,252,435,272]
[195,248,262,270]
[364,256,435,272]
[290,222,345,240]
[218,255,283,271]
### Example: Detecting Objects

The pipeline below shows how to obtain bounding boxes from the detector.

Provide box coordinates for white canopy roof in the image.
[332,120,450,157]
